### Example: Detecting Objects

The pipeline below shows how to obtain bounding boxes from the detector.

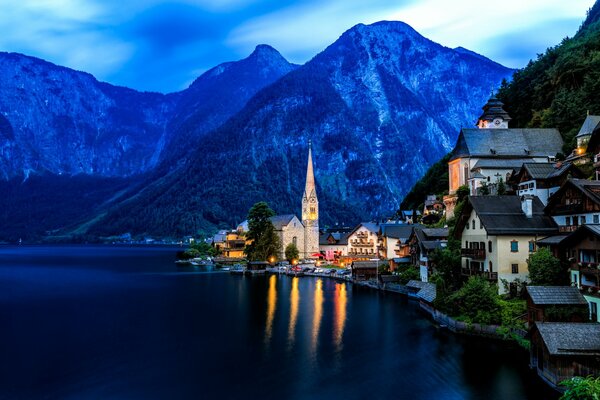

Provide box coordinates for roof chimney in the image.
[521,195,533,218]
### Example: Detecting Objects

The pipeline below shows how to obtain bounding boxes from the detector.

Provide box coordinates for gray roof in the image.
[379,223,422,240]
[464,196,558,235]
[576,115,600,138]
[350,222,380,236]
[351,261,379,269]
[270,214,299,230]
[319,231,349,246]
[472,158,532,171]
[421,228,449,239]
[451,128,563,160]
[526,286,588,305]
[406,280,437,303]
[535,322,600,356]
[421,240,448,251]
[547,179,600,212]
[521,162,573,180]
[477,95,512,123]
[536,235,568,245]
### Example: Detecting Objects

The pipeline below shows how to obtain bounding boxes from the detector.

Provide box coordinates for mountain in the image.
[497,0,600,152]
[86,21,514,238]
[401,1,600,211]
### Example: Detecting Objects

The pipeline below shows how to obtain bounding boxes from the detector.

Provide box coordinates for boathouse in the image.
[525,286,589,325]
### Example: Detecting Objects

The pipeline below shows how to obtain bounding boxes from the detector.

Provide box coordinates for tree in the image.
[449,276,502,324]
[497,178,506,195]
[479,182,490,196]
[244,202,281,261]
[560,376,600,400]
[528,247,567,286]
[285,242,299,263]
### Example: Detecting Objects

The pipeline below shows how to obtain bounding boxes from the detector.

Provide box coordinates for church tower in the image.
[476,93,511,129]
[302,141,319,259]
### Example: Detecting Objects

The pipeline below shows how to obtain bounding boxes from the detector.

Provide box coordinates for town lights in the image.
[269,256,275,263]
[292,259,298,265]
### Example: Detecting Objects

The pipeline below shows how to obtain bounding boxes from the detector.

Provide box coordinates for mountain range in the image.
[0,21,514,241]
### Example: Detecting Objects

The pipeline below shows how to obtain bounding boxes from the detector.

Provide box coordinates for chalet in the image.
[545,179,600,233]
[455,196,558,294]
[347,223,379,259]
[530,322,600,389]
[444,95,563,217]
[319,231,349,262]
[513,162,583,205]
[408,227,448,282]
[378,223,421,270]
[351,260,378,281]
[525,286,589,325]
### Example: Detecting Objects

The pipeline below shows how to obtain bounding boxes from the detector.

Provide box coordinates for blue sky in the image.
[0,0,594,93]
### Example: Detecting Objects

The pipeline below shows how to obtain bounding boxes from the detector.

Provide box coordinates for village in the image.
[181,95,600,392]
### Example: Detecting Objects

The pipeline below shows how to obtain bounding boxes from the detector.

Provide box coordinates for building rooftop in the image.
[451,128,563,161]
[576,115,600,138]
[406,280,437,303]
[518,162,574,180]
[477,95,512,123]
[270,214,300,230]
[546,179,600,212]
[379,224,422,240]
[472,158,532,171]
[458,196,558,236]
[535,322,600,356]
[526,286,588,306]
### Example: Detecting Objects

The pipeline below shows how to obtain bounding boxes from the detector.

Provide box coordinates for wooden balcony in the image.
[461,268,498,281]
[558,225,579,233]
[461,248,486,260]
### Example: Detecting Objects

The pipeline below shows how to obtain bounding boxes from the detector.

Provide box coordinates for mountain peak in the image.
[348,20,422,39]
[248,44,286,62]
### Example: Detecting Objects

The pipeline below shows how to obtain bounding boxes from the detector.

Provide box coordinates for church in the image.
[240,142,320,261]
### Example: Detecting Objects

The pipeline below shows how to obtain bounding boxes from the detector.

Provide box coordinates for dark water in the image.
[0,246,558,400]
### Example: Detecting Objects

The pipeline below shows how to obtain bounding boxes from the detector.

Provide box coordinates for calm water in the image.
[0,246,558,400]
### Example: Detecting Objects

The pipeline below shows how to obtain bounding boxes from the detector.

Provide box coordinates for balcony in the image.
[553,203,584,215]
[461,268,498,281]
[461,248,486,260]
[558,225,579,233]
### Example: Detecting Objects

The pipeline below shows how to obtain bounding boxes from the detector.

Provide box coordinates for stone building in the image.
[301,141,320,259]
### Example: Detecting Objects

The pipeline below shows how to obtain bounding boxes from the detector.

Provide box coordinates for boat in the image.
[190,258,214,267]
[220,266,231,271]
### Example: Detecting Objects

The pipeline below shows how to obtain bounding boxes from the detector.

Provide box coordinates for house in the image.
[512,162,583,206]
[525,286,589,325]
[319,231,349,262]
[211,230,247,259]
[377,223,421,270]
[351,260,379,281]
[347,223,379,259]
[545,179,600,233]
[444,95,563,217]
[399,210,421,223]
[538,224,600,323]
[408,227,448,282]
[454,195,558,294]
[530,322,600,389]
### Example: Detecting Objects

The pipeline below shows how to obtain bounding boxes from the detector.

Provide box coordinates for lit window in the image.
[510,241,519,252]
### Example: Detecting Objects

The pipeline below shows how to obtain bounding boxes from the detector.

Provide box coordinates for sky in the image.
[0,0,594,93]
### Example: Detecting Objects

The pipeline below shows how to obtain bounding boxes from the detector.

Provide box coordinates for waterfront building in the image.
[270,214,305,261]
[525,286,589,325]
[350,260,379,281]
[443,95,563,218]
[319,231,349,262]
[347,222,379,259]
[530,322,600,389]
[377,223,421,270]
[537,224,600,322]
[454,195,557,294]
[407,227,448,282]
[512,162,582,206]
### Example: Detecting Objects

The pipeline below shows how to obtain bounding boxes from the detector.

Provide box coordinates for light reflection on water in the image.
[310,278,324,357]
[264,274,277,347]
[333,282,347,352]
[287,277,300,350]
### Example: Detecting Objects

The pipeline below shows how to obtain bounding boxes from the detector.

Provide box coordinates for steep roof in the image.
[319,231,349,246]
[457,196,558,236]
[576,115,600,138]
[519,162,575,180]
[451,128,563,161]
[535,322,600,356]
[406,280,437,303]
[472,158,531,171]
[270,214,300,230]
[526,286,588,306]
[379,223,421,239]
[477,95,512,123]
[546,179,600,213]
[349,222,380,236]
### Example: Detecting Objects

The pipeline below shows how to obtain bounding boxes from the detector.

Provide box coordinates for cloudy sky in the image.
[0,0,594,93]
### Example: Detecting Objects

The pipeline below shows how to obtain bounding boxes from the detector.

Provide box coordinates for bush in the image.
[560,376,600,400]
[449,276,502,325]
[398,266,420,284]
[528,247,567,286]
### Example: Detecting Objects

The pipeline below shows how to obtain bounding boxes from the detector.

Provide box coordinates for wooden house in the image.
[351,261,378,281]
[525,286,589,325]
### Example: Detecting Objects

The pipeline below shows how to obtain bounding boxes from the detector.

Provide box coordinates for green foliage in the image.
[497,178,506,195]
[479,182,490,196]
[528,247,567,286]
[400,153,451,210]
[560,376,600,400]
[397,265,420,284]
[244,202,281,261]
[284,242,299,262]
[378,262,391,275]
[545,305,590,322]
[428,238,462,291]
[448,276,502,325]
[497,3,600,155]
[498,298,527,329]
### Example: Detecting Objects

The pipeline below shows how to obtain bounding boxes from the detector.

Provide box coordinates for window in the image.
[465,240,469,248]
[529,241,535,253]
[512,264,519,274]
[472,220,476,230]
[573,216,579,226]
[582,216,587,224]
[566,216,571,226]
[293,236,297,246]
[488,241,492,253]
[591,302,598,322]
[510,241,519,252]
[466,222,469,230]
[594,215,599,224]
[489,261,493,272]
[480,220,483,229]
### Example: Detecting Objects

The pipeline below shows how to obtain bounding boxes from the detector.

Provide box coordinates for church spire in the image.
[304,140,316,199]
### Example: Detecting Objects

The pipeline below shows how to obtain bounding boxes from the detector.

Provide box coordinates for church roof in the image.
[477,95,512,123]
[451,128,563,161]
[303,141,317,199]
[270,214,301,230]
[576,115,600,138]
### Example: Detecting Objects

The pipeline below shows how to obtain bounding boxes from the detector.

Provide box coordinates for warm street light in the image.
[269,256,275,264]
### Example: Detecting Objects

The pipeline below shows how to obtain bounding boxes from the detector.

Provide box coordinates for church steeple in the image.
[476,92,511,129]
[302,140,319,258]
[303,140,316,201]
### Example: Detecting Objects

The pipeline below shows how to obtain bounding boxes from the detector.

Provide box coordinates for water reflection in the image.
[287,277,300,349]
[333,283,347,352]
[264,274,277,347]
[310,279,324,356]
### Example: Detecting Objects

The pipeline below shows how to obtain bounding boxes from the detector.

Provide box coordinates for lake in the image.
[0,246,558,399]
